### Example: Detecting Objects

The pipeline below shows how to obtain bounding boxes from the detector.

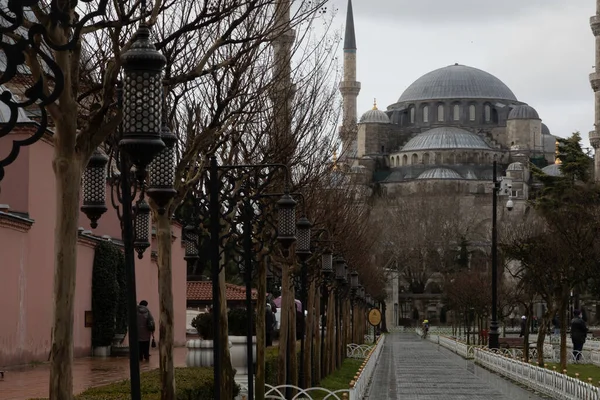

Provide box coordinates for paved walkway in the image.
[366,333,546,400]
[0,347,187,400]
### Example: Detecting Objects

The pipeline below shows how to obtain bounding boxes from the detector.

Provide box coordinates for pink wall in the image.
[0,132,31,213]
[0,132,187,367]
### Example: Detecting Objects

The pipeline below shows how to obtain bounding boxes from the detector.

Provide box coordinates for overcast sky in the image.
[327,0,597,149]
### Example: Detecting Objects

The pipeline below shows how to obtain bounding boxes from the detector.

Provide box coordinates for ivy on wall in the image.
[92,241,120,347]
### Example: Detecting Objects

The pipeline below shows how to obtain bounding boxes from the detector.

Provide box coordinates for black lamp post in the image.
[320,248,332,376]
[295,215,312,389]
[205,157,296,399]
[349,270,358,343]
[489,161,500,350]
[80,22,169,399]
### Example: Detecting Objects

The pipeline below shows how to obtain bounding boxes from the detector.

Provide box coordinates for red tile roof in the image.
[187,281,258,302]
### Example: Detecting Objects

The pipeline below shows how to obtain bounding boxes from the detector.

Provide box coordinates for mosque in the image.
[338,0,560,202]
[336,0,564,325]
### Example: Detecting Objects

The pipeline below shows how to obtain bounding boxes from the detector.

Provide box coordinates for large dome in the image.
[401,127,491,151]
[397,64,517,103]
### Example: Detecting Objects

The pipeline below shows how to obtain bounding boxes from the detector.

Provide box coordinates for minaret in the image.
[590,0,600,180]
[339,0,361,161]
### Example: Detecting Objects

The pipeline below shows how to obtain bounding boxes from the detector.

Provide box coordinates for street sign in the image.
[368,308,382,326]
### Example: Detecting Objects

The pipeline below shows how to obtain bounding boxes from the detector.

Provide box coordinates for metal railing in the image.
[474,347,600,400]
[348,334,386,400]
[346,343,375,359]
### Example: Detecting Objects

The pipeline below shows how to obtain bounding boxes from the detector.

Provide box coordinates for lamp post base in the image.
[489,320,500,350]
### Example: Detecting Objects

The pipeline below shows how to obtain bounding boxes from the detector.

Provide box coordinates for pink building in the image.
[0,104,187,368]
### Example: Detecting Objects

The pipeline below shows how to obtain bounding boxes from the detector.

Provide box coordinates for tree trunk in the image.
[536,307,554,366]
[326,290,335,375]
[559,297,568,371]
[523,304,531,362]
[277,260,290,386]
[304,279,315,388]
[255,256,267,400]
[49,127,82,400]
[288,282,298,388]
[314,282,321,384]
[219,257,234,398]
[155,212,176,400]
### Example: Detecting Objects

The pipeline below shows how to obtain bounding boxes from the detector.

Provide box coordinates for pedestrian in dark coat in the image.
[571,309,588,361]
[137,300,155,361]
[266,303,275,347]
[519,315,526,337]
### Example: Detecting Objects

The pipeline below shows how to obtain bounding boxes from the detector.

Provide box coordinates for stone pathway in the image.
[0,347,187,400]
[365,333,546,400]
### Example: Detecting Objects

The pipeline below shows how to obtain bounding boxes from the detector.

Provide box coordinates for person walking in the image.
[137,300,155,361]
[570,309,588,362]
[266,303,275,347]
[519,315,526,337]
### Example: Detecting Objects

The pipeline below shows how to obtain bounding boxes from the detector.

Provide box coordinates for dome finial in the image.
[372,98,377,110]
[555,140,562,165]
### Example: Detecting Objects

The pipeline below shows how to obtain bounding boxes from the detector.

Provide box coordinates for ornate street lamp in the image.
[276,193,297,254]
[295,215,312,389]
[295,216,312,261]
[147,100,177,214]
[183,224,200,269]
[133,199,151,258]
[334,256,346,281]
[81,150,109,228]
[350,270,359,291]
[120,23,167,175]
[321,248,333,277]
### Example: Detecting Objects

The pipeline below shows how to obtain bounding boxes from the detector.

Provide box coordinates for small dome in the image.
[359,107,390,124]
[508,104,539,120]
[507,162,524,171]
[541,123,551,135]
[542,163,562,177]
[417,167,462,180]
[402,127,490,151]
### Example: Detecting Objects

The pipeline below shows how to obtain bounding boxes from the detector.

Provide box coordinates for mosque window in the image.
[423,153,430,164]
[410,107,415,124]
[484,105,491,122]
[411,153,418,164]
[402,155,408,166]
[453,105,460,121]
[469,105,476,121]
[422,106,429,123]
[437,105,444,122]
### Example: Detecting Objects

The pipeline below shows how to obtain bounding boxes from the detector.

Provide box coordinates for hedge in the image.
[265,341,301,386]
[91,241,121,347]
[30,367,240,400]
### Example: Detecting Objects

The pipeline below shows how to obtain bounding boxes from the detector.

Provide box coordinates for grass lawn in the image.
[545,362,600,384]
[308,358,363,400]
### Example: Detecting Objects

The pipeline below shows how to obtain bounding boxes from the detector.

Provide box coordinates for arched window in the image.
[437,105,444,122]
[453,104,460,121]
[423,153,430,164]
[410,107,415,124]
[411,153,418,164]
[422,106,429,123]
[469,105,476,121]
[484,105,491,122]
[402,155,408,166]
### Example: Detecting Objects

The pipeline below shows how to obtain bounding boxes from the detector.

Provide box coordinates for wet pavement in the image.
[0,347,187,400]
[365,333,547,400]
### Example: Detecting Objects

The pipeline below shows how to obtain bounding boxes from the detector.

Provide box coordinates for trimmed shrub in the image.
[191,308,256,339]
[91,241,120,347]
[228,308,256,336]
